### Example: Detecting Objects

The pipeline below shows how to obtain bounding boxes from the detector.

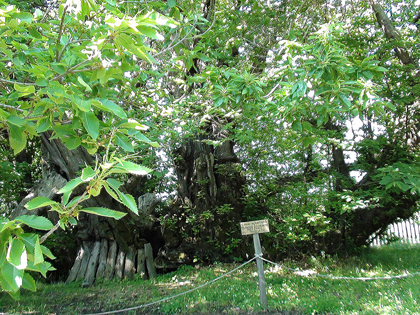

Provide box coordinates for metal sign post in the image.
[240,219,269,307]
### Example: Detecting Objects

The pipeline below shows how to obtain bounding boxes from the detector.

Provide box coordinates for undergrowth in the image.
[1,242,419,315]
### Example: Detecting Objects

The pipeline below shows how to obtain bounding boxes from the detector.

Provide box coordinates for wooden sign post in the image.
[240,219,269,307]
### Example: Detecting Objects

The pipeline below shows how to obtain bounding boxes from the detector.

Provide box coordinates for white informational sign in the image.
[240,219,269,235]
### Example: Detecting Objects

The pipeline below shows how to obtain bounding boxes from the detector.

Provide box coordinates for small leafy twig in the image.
[52,59,91,81]
[0,78,36,86]
[71,65,102,74]
[56,6,68,62]
[264,83,281,98]
[40,190,89,244]
[0,103,25,112]
[41,0,56,22]
[39,222,60,244]
[56,38,88,62]
[104,127,117,164]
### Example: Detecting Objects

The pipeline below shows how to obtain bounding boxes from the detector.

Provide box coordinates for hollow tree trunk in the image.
[157,117,248,268]
[10,131,163,284]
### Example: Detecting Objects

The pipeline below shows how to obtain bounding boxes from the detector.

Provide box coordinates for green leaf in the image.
[28,27,42,39]
[116,33,156,63]
[68,217,77,226]
[0,217,9,230]
[385,102,396,111]
[77,76,92,92]
[115,133,134,152]
[26,260,55,278]
[119,193,138,215]
[301,136,316,147]
[7,123,27,154]
[0,238,7,268]
[19,233,37,254]
[36,77,48,87]
[62,191,71,206]
[361,70,373,80]
[137,25,164,40]
[81,112,99,140]
[292,121,302,132]
[13,83,35,95]
[167,0,176,7]
[7,239,27,270]
[315,68,324,79]
[52,124,77,138]
[58,219,66,230]
[375,66,388,72]
[1,262,24,292]
[106,178,138,214]
[36,117,51,133]
[15,215,54,231]
[25,197,59,210]
[291,82,299,95]
[214,97,223,107]
[302,121,313,131]
[105,177,123,188]
[0,220,15,234]
[148,11,178,28]
[130,131,159,147]
[339,93,352,110]
[21,273,36,292]
[74,97,92,112]
[15,12,33,23]
[34,236,44,265]
[57,177,83,194]
[379,176,392,186]
[118,119,149,131]
[65,194,89,208]
[103,182,121,202]
[97,99,127,119]
[82,143,98,155]
[113,160,153,176]
[79,207,127,220]
[50,63,66,74]
[81,166,96,182]
[63,137,82,150]
[7,116,26,127]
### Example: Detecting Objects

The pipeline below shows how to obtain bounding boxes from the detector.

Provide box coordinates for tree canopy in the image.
[1,0,420,298]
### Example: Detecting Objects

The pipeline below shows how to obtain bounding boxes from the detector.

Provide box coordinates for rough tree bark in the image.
[10,131,164,284]
[157,117,248,268]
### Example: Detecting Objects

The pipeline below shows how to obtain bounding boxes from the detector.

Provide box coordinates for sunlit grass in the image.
[1,242,420,314]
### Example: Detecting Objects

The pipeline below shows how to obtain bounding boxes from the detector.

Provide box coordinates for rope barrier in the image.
[260,256,420,281]
[83,252,420,314]
[83,255,260,315]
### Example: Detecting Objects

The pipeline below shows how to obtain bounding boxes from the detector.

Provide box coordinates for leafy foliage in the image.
[1,0,420,296]
[0,0,172,297]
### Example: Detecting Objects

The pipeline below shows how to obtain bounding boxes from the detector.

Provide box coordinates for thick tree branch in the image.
[413,11,420,25]
[370,1,415,66]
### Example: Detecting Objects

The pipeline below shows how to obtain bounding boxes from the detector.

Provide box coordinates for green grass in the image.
[1,242,420,314]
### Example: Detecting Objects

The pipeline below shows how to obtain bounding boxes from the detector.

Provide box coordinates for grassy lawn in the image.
[1,242,420,315]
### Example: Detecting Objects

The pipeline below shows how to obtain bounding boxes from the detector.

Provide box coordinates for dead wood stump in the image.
[66,240,158,285]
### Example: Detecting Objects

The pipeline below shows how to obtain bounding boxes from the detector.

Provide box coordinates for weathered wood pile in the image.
[66,240,157,287]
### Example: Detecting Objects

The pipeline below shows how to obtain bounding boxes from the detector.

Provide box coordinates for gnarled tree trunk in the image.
[157,117,248,268]
[10,131,163,284]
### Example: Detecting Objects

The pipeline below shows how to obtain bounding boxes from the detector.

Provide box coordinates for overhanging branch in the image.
[370,1,415,66]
